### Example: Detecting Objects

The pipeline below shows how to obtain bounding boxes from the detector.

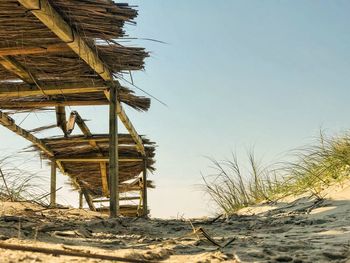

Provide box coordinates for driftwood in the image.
[0,242,154,263]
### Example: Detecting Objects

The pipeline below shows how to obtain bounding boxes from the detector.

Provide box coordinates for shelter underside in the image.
[0,0,155,216]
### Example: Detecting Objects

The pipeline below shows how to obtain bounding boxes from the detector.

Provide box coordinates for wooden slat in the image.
[56,158,142,162]
[0,43,71,56]
[0,83,105,98]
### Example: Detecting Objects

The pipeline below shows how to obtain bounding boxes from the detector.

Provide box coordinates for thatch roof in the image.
[35,134,156,197]
[0,0,156,208]
[0,0,149,112]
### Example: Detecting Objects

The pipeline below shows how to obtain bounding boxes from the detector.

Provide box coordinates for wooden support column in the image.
[50,160,57,207]
[142,159,148,217]
[109,83,119,218]
[78,191,83,209]
[81,188,96,211]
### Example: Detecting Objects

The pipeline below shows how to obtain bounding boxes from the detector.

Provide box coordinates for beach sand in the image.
[1,182,350,262]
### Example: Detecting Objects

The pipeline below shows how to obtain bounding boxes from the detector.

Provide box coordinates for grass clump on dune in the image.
[203,131,350,214]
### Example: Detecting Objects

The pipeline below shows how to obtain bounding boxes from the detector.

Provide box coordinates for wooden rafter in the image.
[56,158,143,162]
[0,83,105,98]
[0,43,70,56]
[0,100,108,108]
[0,56,35,83]
[17,0,146,157]
[73,111,109,196]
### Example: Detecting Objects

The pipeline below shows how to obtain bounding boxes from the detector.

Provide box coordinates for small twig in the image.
[209,214,223,224]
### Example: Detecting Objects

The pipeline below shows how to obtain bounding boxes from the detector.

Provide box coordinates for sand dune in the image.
[1,182,350,262]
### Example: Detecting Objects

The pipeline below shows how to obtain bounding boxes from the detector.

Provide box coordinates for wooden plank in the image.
[0,43,71,56]
[50,160,57,207]
[0,100,108,108]
[93,196,140,202]
[0,83,104,98]
[109,84,119,217]
[56,158,142,162]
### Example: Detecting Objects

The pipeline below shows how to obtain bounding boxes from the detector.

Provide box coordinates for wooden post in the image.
[79,191,83,209]
[81,188,96,211]
[109,83,119,217]
[142,159,148,217]
[50,161,57,207]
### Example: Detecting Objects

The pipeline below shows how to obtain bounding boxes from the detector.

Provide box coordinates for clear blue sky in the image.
[1,1,350,217]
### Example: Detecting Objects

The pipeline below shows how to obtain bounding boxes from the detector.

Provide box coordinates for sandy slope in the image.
[1,183,350,262]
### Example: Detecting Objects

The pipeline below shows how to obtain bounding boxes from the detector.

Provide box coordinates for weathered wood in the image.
[93,196,140,202]
[55,106,67,135]
[109,84,119,217]
[81,188,96,211]
[105,88,146,156]
[18,0,111,81]
[50,160,57,207]
[100,162,109,197]
[0,100,108,108]
[0,242,149,263]
[79,191,83,209]
[0,43,70,56]
[0,83,104,98]
[142,159,148,217]
[56,158,142,162]
[0,56,34,83]
[0,111,53,157]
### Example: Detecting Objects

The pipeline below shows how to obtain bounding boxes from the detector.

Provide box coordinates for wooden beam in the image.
[81,187,96,211]
[142,160,148,217]
[50,160,57,207]
[105,89,146,156]
[55,106,67,135]
[18,0,111,81]
[0,43,71,56]
[0,56,34,83]
[0,82,105,98]
[0,111,53,157]
[109,84,119,217]
[0,100,108,108]
[93,196,140,202]
[100,162,109,197]
[55,158,142,162]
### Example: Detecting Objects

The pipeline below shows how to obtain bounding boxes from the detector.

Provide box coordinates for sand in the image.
[1,182,350,262]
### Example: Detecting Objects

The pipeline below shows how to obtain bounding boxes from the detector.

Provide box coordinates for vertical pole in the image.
[50,160,56,207]
[142,159,148,217]
[109,82,119,217]
[79,191,83,209]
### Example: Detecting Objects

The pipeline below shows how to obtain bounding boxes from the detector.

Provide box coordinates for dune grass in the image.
[203,131,350,214]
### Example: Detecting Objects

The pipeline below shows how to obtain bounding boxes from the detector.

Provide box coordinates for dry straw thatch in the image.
[0,0,155,206]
